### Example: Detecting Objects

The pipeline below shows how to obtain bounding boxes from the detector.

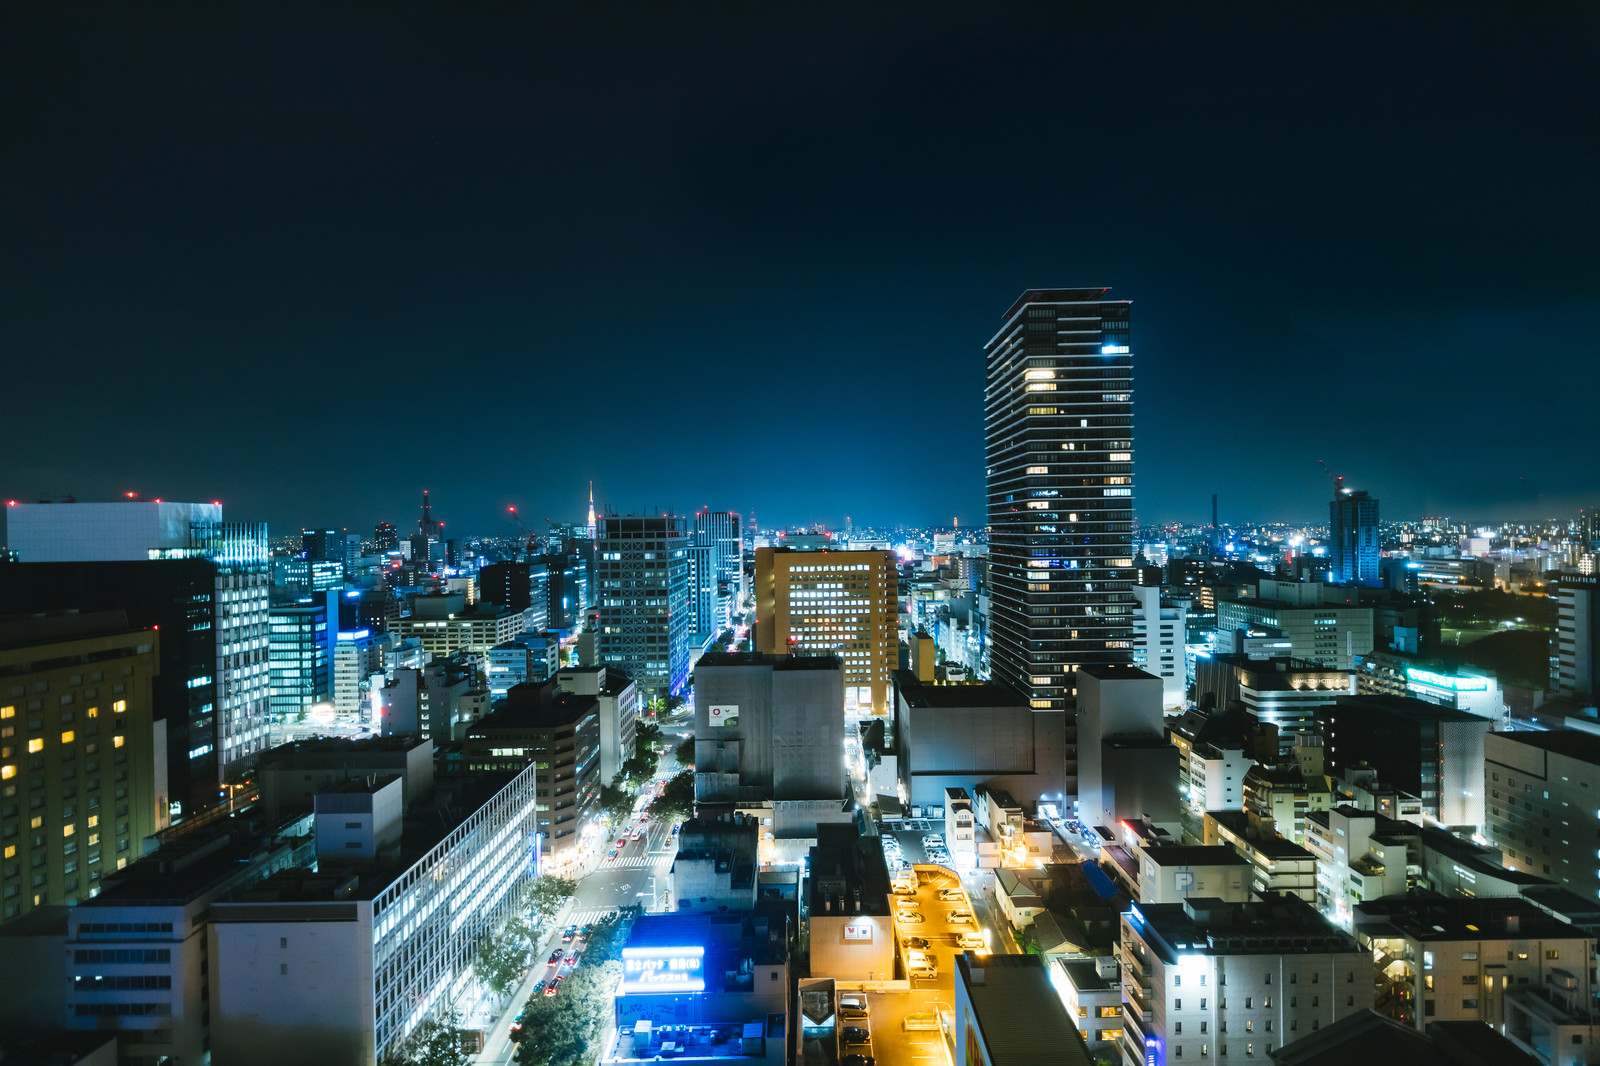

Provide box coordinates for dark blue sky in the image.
[4,4,1597,536]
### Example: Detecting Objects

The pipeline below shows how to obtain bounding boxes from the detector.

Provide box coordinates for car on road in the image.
[904,936,929,949]
[548,948,563,963]
[841,1026,870,1045]
[615,837,628,849]
[561,926,577,942]
[531,980,547,996]
[607,848,619,859]
[839,994,868,1017]
[897,911,926,924]
[939,888,964,901]
[543,983,559,997]
[564,954,578,966]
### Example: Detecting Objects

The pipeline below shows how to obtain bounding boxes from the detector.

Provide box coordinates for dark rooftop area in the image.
[0,609,138,649]
[696,650,844,671]
[894,669,1025,708]
[1489,728,1600,765]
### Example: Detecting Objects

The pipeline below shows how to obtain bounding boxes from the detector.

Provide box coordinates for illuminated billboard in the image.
[708,704,739,728]
[619,945,705,994]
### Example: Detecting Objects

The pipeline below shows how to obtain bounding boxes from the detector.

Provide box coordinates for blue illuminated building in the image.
[1329,487,1381,588]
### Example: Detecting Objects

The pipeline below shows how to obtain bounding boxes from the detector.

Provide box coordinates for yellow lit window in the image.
[1024,369,1055,380]
[113,736,125,748]
[87,815,98,828]
[88,833,99,846]
[2,845,13,858]
[86,707,98,719]
[1025,466,1048,474]
[1025,382,1056,392]
[27,738,43,754]
[0,706,13,719]
[30,817,42,830]
[113,701,126,714]
[61,730,75,744]
[0,765,13,780]
[63,823,75,837]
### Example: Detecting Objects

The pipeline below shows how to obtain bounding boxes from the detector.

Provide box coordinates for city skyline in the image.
[4,7,1599,533]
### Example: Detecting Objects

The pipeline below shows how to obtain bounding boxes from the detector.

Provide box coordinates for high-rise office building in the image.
[754,546,899,714]
[684,534,716,633]
[1,501,271,803]
[1552,574,1598,699]
[268,591,338,721]
[0,612,165,922]
[300,528,340,562]
[1329,488,1380,587]
[695,509,745,615]
[596,515,691,702]
[373,522,399,553]
[477,560,552,632]
[983,288,1135,792]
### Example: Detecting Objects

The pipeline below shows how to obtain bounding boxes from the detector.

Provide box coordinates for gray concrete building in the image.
[892,671,1067,811]
[554,665,639,786]
[692,652,845,804]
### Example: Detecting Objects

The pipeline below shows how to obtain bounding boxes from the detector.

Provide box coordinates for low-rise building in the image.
[1353,897,1596,1040]
[1049,955,1125,1054]
[671,812,759,914]
[603,912,790,1066]
[1137,846,1251,905]
[806,824,893,981]
[954,952,1092,1066]
[1204,810,1318,903]
[395,597,533,659]
[1119,894,1374,1066]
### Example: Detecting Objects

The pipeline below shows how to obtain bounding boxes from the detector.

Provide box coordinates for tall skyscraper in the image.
[596,515,692,702]
[373,521,399,552]
[1329,487,1381,587]
[984,288,1135,794]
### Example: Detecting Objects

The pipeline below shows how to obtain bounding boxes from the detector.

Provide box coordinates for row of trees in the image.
[511,910,638,1066]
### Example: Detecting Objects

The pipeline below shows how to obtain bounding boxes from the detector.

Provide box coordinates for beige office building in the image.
[0,613,165,922]
[754,546,898,715]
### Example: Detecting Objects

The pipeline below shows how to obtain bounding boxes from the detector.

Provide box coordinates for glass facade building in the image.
[984,288,1135,794]
[596,516,692,702]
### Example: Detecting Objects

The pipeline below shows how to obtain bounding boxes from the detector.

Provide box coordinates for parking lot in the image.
[830,988,955,1066]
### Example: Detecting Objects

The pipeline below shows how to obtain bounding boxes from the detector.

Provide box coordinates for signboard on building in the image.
[842,921,873,942]
[708,704,739,728]
[619,945,705,994]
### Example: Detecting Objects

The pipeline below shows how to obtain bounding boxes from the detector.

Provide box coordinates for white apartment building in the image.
[1117,894,1373,1066]
[1132,584,1188,710]
[1187,741,1253,813]
[1304,806,1411,928]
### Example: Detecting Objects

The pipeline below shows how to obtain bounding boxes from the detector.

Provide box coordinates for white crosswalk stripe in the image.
[603,854,674,869]
[569,908,619,924]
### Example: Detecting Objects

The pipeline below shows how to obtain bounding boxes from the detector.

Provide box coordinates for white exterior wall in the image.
[1119,915,1372,1066]
[211,911,376,1066]
[1131,585,1188,710]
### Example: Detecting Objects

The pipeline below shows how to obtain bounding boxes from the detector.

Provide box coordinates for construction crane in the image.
[1317,459,1346,496]
[506,506,540,558]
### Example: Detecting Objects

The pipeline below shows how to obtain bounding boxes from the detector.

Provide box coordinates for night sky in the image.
[4,4,1598,536]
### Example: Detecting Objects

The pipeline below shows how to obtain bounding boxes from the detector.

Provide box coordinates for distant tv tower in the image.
[586,482,597,540]
[418,489,442,540]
